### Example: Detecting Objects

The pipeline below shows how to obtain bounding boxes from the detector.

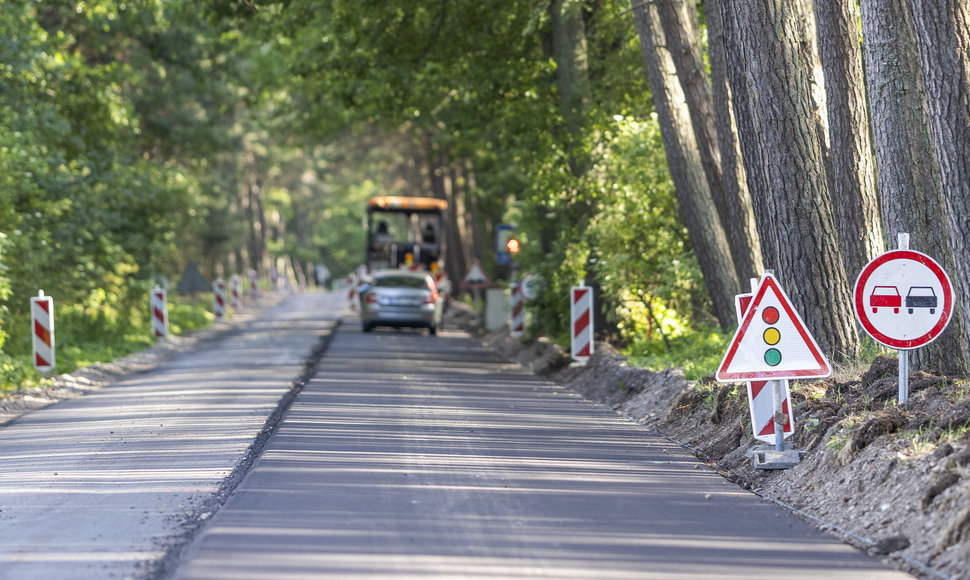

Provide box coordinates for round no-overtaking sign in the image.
[854,250,954,350]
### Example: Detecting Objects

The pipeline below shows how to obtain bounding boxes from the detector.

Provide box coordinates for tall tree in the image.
[631,0,739,331]
[657,0,763,284]
[908,0,970,367]
[716,1,859,359]
[812,0,883,279]
[860,0,968,374]
[705,0,763,284]
[551,0,591,177]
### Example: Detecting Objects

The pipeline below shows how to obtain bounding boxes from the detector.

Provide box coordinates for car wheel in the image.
[428,324,437,336]
[363,323,374,332]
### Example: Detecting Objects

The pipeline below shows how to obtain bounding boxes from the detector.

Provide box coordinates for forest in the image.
[1,0,968,387]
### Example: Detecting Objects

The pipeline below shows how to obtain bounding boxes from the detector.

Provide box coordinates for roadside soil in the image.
[449,304,970,580]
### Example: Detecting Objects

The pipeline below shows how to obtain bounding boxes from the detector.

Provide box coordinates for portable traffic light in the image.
[506,237,521,255]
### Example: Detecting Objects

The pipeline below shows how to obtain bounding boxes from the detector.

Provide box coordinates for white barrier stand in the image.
[570,285,594,362]
[509,282,524,336]
[31,290,55,374]
[214,278,227,322]
[151,285,169,339]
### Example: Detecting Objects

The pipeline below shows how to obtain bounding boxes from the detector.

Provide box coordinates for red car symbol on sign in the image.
[869,285,901,314]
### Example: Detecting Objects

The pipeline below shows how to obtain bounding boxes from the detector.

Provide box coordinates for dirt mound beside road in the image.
[471,309,970,580]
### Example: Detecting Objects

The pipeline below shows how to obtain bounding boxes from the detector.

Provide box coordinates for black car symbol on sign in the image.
[905,286,937,314]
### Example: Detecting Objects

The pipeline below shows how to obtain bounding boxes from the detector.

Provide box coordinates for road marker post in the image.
[570,285,593,363]
[509,282,524,337]
[151,285,169,340]
[31,290,55,374]
[229,275,242,311]
[214,278,227,322]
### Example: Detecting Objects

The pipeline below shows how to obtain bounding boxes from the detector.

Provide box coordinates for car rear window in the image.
[374,276,429,289]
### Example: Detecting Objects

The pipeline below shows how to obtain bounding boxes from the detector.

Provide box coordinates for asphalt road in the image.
[170,312,911,579]
[0,291,343,580]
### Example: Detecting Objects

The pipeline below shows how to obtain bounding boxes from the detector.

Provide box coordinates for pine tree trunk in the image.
[631,0,740,332]
[717,1,859,359]
[813,0,884,279]
[550,0,590,177]
[860,0,968,374]
[908,0,970,374]
[658,0,763,284]
[705,0,763,284]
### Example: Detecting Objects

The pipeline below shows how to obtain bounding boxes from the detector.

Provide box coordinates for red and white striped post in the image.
[509,282,525,336]
[151,285,168,339]
[248,269,259,301]
[570,285,594,362]
[347,273,358,311]
[229,274,242,311]
[213,278,227,322]
[31,290,55,374]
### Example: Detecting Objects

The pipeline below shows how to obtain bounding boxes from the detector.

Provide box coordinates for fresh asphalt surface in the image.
[0,291,910,579]
[174,297,908,579]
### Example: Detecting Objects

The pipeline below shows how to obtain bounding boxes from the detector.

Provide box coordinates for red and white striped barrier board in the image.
[214,278,227,321]
[229,274,242,310]
[31,290,55,373]
[570,286,594,362]
[151,286,168,339]
[748,380,794,443]
[509,282,524,336]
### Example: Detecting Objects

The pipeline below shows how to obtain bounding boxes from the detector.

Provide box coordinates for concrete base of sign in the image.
[747,444,805,470]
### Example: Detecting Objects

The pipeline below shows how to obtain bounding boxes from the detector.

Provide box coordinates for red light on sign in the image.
[506,238,521,254]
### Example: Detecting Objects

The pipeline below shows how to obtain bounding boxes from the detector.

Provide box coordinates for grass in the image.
[826,414,861,452]
[624,326,729,380]
[0,294,214,395]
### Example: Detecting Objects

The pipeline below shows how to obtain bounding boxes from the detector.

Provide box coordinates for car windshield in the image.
[374,276,428,289]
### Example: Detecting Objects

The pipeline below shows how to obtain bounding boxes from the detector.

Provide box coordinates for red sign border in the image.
[460,259,491,289]
[717,274,831,382]
[853,250,953,350]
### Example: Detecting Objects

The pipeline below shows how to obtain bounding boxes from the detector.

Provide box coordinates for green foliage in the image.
[0,0,728,392]
[626,327,730,380]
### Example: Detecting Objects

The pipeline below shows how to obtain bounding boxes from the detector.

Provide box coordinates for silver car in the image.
[360,270,444,335]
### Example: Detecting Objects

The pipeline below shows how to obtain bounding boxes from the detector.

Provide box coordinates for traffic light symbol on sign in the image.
[762,306,781,366]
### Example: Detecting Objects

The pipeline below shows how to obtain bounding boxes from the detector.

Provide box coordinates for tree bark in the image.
[860,0,968,374]
[812,0,883,279]
[717,1,859,359]
[658,0,763,284]
[550,0,591,177]
[908,0,970,373]
[631,0,739,332]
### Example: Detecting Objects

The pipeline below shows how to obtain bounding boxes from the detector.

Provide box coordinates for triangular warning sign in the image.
[716,274,831,382]
[460,259,491,288]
